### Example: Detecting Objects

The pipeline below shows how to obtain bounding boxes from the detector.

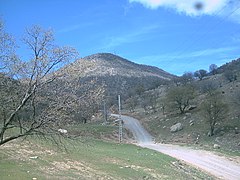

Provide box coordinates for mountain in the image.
[60,53,173,79]
[58,53,175,100]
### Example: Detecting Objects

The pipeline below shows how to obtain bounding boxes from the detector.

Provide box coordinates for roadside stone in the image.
[170,123,183,133]
[189,119,194,126]
[235,127,239,134]
[189,120,194,124]
[29,156,38,159]
[214,144,221,149]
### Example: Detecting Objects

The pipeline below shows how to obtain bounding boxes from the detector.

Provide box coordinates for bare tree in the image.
[0,25,78,145]
[140,94,149,113]
[233,89,240,107]
[223,69,237,82]
[201,91,228,136]
[0,20,19,75]
[159,97,167,115]
[148,90,160,113]
[231,89,240,117]
[197,80,218,94]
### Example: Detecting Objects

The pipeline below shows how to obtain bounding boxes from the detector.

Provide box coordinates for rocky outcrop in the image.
[170,123,183,133]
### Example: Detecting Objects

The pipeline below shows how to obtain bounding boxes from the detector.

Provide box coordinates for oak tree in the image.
[167,85,195,114]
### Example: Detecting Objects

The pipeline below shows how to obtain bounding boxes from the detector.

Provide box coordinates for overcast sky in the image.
[1,0,240,75]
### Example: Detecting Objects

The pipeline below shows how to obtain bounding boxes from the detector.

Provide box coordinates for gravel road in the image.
[112,114,240,180]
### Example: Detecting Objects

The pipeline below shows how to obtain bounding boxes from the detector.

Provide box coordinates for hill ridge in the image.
[58,53,175,100]
[62,53,174,80]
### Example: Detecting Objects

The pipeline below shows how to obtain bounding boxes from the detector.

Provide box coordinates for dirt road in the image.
[112,114,240,180]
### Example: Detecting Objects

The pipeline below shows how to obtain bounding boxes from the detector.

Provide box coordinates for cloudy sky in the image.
[1,0,240,75]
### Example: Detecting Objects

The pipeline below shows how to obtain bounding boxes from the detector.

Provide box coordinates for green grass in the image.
[0,135,213,179]
[68,123,118,139]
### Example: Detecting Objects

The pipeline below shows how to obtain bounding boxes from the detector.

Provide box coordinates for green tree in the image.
[167,85,195,114]
[194,69,207,80]
[135,84,145,96]
[126,97,138,112]
[209,64,218,75]
[180,72,194,85]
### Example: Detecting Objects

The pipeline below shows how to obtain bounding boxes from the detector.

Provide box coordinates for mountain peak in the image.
[85,53,119,59]
[58,53,175,99]
[72,53,173,79]
[83,53,136,66]
[60,53,174,80]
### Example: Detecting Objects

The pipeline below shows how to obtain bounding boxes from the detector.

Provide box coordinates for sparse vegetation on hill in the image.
[58,53,175,101]
[1,20,239,154]
[68,53,174,79]
[1,21,176,147]
[123,60,240,154]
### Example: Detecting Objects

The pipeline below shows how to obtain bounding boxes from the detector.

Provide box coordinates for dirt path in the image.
[112,114,240,180]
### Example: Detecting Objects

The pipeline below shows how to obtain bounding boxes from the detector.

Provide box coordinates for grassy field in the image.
[0,124,213,179]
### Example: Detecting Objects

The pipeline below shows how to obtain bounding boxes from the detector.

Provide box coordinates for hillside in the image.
[217,58,240,74]
[58,53,175,100]
[123,60,240,154]
[60,53,173,79]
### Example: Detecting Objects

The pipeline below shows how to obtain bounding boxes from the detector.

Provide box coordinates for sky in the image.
[0,0,240,75]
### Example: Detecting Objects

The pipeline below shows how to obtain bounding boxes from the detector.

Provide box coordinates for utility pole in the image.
[118,95,123,143]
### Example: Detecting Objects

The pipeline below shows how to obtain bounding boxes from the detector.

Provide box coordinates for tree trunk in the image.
[209,121,215,136]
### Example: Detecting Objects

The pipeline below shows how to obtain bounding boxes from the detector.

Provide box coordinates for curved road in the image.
[112,114,240,180]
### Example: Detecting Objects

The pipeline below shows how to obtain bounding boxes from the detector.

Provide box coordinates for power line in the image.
[158,3,240,74]
[165,3,230,59]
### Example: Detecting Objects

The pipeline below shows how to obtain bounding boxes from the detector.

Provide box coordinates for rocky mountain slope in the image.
[58,53,175,100]
[60,53,174,79]
[123,57,240,153]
